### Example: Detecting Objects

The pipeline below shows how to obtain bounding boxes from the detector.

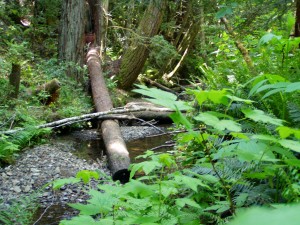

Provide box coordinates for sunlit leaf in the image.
[259,33,282,46]
[52,178,81,190]
[195,112,241,132]
[286,82,300,92]
[170,110,193,130]
[176,198,201,209]
[278,139,300,153]
[277,126,300,139]
[76,170,100,184]
[226,95,254,104]
[60,215,104,225]
[133,85,192,110]
[242,108,284,126]
[228,204,300,225]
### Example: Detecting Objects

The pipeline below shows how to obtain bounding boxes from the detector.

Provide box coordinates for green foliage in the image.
[0,127,51,165]
[0,192,40,225]
[149,35,179,69]
[228,204,300,225]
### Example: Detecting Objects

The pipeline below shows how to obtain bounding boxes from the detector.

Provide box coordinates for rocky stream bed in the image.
[0,126,168,224]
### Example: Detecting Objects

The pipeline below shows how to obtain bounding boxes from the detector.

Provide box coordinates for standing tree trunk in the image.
[9,63,21,98]
[87,0,109,56]
[58,0,86,82]
[117,0,166,90]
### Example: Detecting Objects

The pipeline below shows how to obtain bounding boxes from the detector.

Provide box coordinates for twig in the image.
[0,107,175,135]
[150,143,175,151]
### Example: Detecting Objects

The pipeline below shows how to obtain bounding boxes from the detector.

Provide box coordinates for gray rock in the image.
[13,186,22,193]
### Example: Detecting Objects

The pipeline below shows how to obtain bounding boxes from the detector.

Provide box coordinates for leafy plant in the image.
[0,192,40,225]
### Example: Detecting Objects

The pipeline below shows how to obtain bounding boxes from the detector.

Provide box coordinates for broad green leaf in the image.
[131,216,161,224]
[52,178,81,189]
[286,82,300,92]
[130,161,161,179]
[278,139,300,153]
[230,132,250,140]
[76,170,100,184]
[176,198,201,209]
[271,146,297,159]
[59,215,104,225]
[160,181,178,197]
[159,153,175,168]
[228,204,300,225]
[226,95,254,104]
[169,110,193,130]
[242,108,284,126]
[87,190,117,214]
[216,6,233,19]
[251,134,277,142]
[277,126,300,139]
[195,112,219,127]
[68,203,102,216]
[191,89,229,106]
[208,89,229,105]
[195,112,241,132]
[132,85,192,110]
[216,120,241,132]
[98,184,122,196]
[175,174,209,191]
[122,180,154,198]
[258,33,282,46]
[237,140,276,162]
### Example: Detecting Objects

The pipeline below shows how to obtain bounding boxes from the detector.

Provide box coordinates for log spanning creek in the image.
[0,125,173,224]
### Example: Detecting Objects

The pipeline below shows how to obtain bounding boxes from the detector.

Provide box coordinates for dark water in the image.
[32,129,172,224]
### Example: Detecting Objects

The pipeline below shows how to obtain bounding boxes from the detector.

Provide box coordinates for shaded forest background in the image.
[1,0,300,224]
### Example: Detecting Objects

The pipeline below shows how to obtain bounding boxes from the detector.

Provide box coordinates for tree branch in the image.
[0,107,174,135]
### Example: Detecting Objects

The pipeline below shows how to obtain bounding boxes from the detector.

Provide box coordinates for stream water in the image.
[32,128,172,224]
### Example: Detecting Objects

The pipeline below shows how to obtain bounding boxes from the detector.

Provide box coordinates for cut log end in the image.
[112,169,130,184]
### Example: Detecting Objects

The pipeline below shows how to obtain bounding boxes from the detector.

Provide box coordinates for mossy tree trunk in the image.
[9,63,21,98]
[117,0,166,90]
[58,0,86,83]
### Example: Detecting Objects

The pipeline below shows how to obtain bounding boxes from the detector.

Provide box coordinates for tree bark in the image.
[117,0,166,90]
[87,47,130,183]
[9,63,21,98]
[220,17,256,74]
[58,0,86,82]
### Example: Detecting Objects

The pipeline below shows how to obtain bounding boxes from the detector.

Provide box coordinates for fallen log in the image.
[87,47,130,183]
[0,107,174,135]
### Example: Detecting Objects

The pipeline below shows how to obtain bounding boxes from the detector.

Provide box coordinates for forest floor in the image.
[0,126,165,221]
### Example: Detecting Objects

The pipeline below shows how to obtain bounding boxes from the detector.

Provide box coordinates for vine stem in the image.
[199,133,236,215]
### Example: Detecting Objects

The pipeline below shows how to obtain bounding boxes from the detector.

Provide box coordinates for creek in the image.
[32,126,172,224]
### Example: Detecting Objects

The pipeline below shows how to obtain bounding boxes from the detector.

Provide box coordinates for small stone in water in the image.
[13,186,22,193]
[23,186,31,193]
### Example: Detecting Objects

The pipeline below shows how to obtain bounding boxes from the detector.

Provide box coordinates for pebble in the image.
[0,126,166,221]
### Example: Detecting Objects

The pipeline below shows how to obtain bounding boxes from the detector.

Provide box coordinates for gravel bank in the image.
[0,126,165,207]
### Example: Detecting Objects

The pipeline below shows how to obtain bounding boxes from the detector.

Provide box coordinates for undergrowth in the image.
[54,80,300,224]
[0,192,40,225]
